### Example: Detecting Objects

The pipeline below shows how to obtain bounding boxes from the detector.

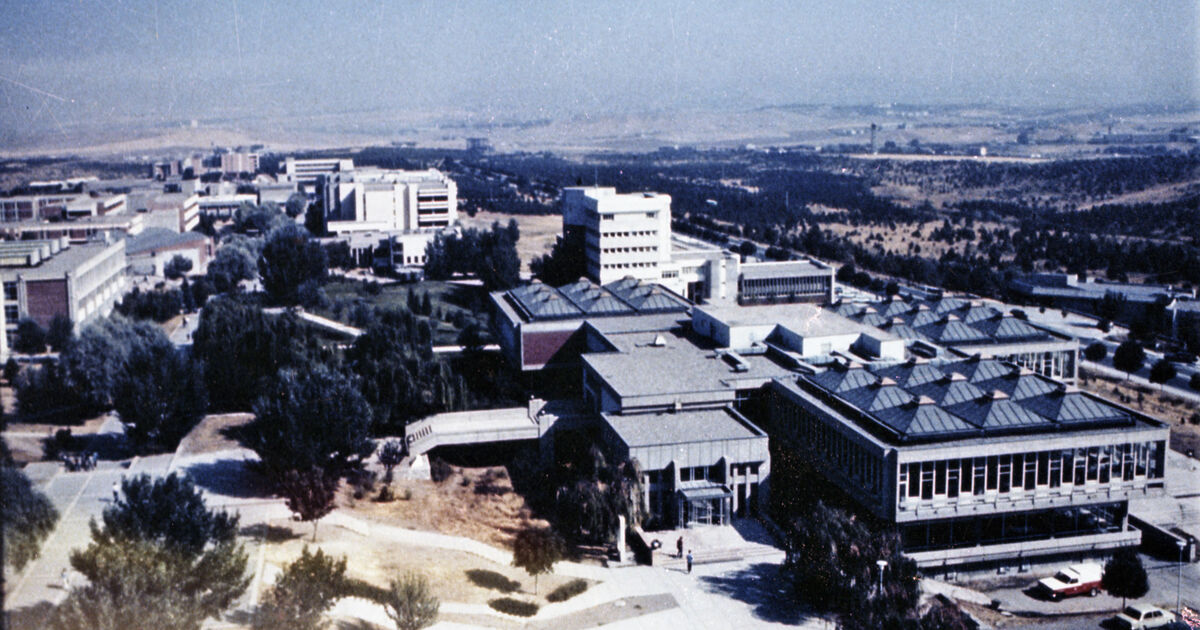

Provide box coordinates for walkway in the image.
[405,407,540,456]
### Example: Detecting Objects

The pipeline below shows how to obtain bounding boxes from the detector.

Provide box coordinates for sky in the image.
[0,0,1196,136]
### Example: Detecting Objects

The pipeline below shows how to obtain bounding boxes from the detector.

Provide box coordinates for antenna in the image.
[594,166,598,188]
[870,123,878,154]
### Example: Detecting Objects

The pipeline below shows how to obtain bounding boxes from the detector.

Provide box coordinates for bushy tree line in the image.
[423,221,521,291]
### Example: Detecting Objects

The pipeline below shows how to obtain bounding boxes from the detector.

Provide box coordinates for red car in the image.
[1034,563,1102,600]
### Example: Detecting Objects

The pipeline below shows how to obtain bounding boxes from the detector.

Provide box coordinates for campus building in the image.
[1009,273,1196,324]
[282,157,356,186]
[834,296,1079,382]
[559,187,834,304]
[0,238,127,349]
[582,325,782,528]
[693,302,907,362]
[763,356,1169,569]
[319,167,457,234]
[124,228,212,277]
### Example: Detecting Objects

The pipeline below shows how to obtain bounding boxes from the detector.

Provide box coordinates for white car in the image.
[1112,604,1176,629]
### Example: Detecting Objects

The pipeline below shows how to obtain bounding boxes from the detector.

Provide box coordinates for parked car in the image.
[1033,563,1102,600]
[1111,604,1176,629]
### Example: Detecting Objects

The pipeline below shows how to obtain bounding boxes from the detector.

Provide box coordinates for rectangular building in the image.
[319,168,457,234]
[0,238,127,348]
[763,356,1169,569]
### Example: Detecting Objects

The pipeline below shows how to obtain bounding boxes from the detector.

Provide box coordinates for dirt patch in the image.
[174,413,254,456]
[459,211,563,274]
[1078,370,1200,455]
[345,464,547,550]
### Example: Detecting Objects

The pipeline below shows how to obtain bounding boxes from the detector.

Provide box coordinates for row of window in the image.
[600,230,657,238]
[897,442,1163,503]
[788,407,883,494]
[600,212,657,221]
[644,461,763,486]
[601,246,658,254]
[601,262,657,270]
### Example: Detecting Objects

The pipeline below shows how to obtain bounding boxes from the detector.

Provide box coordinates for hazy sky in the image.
[0,0,1196,134]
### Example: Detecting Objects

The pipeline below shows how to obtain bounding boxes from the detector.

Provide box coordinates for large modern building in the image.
[282,157,356,186]
[834,296,1079,382]
[490,277,691,372]
[318,167,457,234]
[0,238,127,350]
[582,326,783,528]
[559,187,835,304]
[693,302,907,362]
[763,356,1169,569]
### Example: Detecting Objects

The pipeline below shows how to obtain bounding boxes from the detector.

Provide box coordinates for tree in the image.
[2,465,60,571]
[1112,341,1145,380]
[738,240,758,260]
[13,317,47,354]
[114,338,208,454]
[47,314,74,352]
[511,527,563,595]
[259,224,328,305]
[383,572,440,630]
[1102,548,1149,608]
[206,237,260,293]
[164,255,194,280]
[1084,342,1108,362]
[1148,358,1177,390]
[252,546,346,630]
[55,473,248,630]
[378,440,406,483]
[3,356,19,383]
[1097,291,1127,323]
[1191,373,1200,391]
[284,193,308,219]
[279,468,339,541]
[246,365,375,484]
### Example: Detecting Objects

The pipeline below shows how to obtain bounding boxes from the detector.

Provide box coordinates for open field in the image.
[459,210,563,274]
[1078,369,1200,456]
[345,463,547,550]
[315,278,490,344]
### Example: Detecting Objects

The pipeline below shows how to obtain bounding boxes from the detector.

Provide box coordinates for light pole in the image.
[876,559,889,597]
[1177,539,1186,619]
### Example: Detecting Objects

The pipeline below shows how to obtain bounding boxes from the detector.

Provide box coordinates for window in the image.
[1024,454,1037,490]
[920,462,934,500]
[3,282,16,301]
[935,461,946,495]
[1099,446,1111,484]
[908,464,921,498]
[4,305,17,321]
[1037,452,1049,486]
[986,455,999,491]
[1049,455,1062,488]
[602,213,614,221]
[973,458,986,495]
[1087,447,1099,481]
[960,458,973,494]
[998,455,1012,493]
[1062,449,1074,484]
[947,462,959,498]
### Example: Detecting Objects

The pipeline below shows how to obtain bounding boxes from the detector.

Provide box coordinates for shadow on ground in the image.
[6,601,56,630]
[699,562,816,625]
[240,522,303,543]
[182,459,272,498]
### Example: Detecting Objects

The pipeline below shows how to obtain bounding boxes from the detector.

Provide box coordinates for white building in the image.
[560,187,834,304]
[318,167,457,234]
[282,157,355,185]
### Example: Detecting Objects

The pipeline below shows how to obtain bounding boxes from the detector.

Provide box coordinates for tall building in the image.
[560,187,835,304]
[281,157,355,185]
[561,187,673,286]
[318,167,457,234]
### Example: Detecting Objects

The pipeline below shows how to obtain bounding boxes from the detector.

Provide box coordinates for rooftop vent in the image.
[871,375,897,388]
[979,389,1010,403]
[650,334,667,347]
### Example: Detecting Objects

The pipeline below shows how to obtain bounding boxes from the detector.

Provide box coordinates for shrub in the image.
[43,428,76,460]
[465,569,520,593]
[349,469,377,500]
[1190,373,1200,391]
[430,457,453,483]
[376,485,394,502]
[402,488,413,501]
[488,598,539,617]
[546,579,589,602]
[1189,412,1200,426]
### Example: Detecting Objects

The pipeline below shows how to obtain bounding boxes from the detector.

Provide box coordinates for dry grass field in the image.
[459,210,563,274]
[1078,369,1200,456]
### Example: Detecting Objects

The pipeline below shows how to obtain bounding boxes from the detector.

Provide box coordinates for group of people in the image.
[676,536,693,573]
[60,451,97,472]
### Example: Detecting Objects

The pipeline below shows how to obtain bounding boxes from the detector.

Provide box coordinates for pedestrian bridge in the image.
[404,399,588,456]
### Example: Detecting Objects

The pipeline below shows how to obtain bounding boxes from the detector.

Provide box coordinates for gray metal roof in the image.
[125,228,208,256]
[504,277,688,323]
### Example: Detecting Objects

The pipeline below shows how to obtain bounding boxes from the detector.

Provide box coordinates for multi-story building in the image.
[0,192,126,223]
[763,356,1169,569]
[318,167,457,234]
[197,194,257,219]
[218,151,259,175]
[125,228,212,277]
[282,157,355,185]
[0,214,144,244]
[559,187,835,304]
[834,296,1080,382]
[0,238,127,349]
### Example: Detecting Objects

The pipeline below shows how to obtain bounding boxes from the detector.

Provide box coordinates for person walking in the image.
[686,550,693,574]
[111,480,121,503]
[676,536,684,559]
[60,568,71,591]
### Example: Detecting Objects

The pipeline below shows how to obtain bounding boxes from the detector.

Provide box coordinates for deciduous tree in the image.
[1102,548,1149,608]
[1112,341,1145,380]
[259,224,328,305]
[252,546,346,630]
[164,255,194,280]
[279,468,339,541]
[1084,342,1107,362]
[1148,358,1177,390]
[511,527,563,595]
[1,465,60,571]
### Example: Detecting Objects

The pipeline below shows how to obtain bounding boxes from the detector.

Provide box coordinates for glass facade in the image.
[901,502,1126,551]
[897,441,1164,509]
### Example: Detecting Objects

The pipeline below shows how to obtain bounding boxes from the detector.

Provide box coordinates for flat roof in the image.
[125,228,208,255]
[739,259,831,279]
[700,302,899,340]
[0,240,120,280]
[603,407,764,448]
[584,330,794,398]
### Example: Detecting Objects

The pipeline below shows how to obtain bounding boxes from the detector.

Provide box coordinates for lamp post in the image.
[1177,539,1186,619]
[876,559,889,597]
